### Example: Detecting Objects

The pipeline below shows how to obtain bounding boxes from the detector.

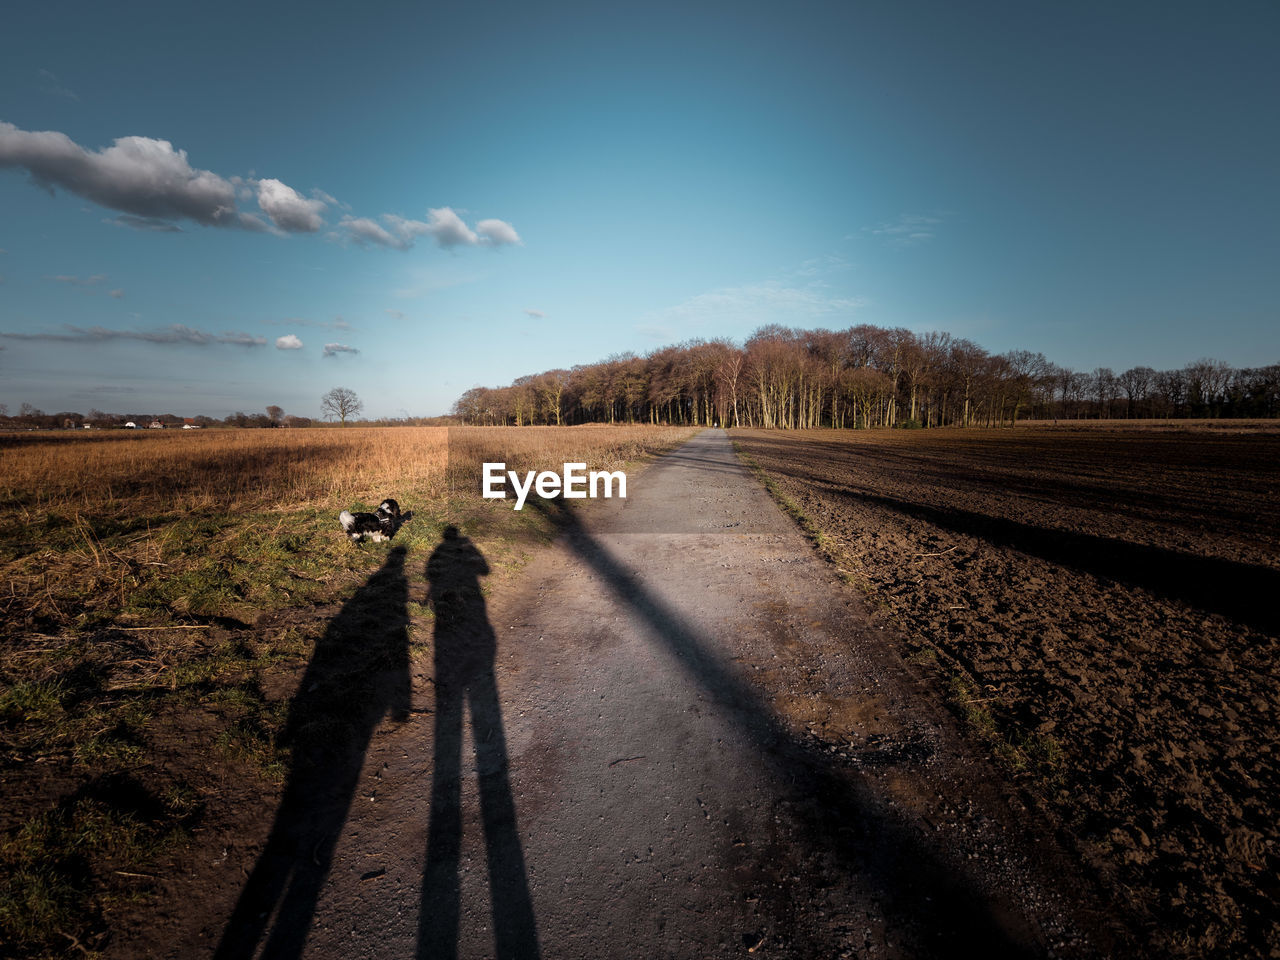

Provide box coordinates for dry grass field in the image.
[0,424,696,958]
[733,425,1280,960]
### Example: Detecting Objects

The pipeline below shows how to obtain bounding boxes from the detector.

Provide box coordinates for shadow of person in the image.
[418,527,540,960]
[215,546,411,960]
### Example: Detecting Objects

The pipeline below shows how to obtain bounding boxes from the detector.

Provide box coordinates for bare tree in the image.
[266,404,285,426]
[715,350,744,427]
[321,387,363,425]
[1118,366,1154,418]
[1091,367,1117,418]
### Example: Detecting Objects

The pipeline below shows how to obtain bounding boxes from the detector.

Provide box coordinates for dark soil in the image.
[732,426,1280,960]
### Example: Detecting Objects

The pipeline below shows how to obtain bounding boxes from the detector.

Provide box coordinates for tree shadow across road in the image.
[418,526,540,960]
[215,546,411,960]
[533,498,1067,959]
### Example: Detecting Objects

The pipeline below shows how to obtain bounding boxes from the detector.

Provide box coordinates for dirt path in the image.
[207,430,1116,959]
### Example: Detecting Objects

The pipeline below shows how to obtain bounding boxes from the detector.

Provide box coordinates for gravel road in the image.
[230,429,1116,959]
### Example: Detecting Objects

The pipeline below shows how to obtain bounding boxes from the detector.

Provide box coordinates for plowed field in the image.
[732,425,1280,960]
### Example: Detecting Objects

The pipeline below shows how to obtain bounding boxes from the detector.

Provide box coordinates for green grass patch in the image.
[946,673,1063,777]
[0,781,192,958]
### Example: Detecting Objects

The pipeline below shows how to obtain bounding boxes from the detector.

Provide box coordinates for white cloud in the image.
[476,218,522,246]
[276,334,303,350]
[0,122,517,253]
[524,308,546,319]
[338,206,520,251]
[109,288,124,299]
[339,215,408,249]
[0,122,244,227]
[255,177,326,233]
[385,309,405,320]
[419,207,477,248]
[323,342,359,357]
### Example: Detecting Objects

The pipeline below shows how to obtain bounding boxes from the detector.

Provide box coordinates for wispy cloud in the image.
[862,213,947,247]
[639,282,867,339]
[262,316,352,331]
[108,288,124,299]
[275,334,303,350]
[71,384,138,398]
[524,308,546,319]
[38,69,79,102]
[384,309,406,320]
[46,273,108,287]
[323,342,359,357]
[339,207,521,251]
[788,254,853,279]
[109,215,183,233]
[0,324,267,346]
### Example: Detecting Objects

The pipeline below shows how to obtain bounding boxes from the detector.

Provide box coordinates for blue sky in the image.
[2,0,1277,419]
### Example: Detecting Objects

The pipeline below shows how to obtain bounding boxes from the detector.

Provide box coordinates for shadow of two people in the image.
[215,528,539,960]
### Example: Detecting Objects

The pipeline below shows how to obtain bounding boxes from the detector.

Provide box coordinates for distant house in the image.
[125,421,138,429]
[149,420,164,429]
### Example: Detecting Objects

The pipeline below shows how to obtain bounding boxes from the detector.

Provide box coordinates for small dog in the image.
[339,498,403,542]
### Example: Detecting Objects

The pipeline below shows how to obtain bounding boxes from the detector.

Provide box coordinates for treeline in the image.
[0,405,314,430]
[0,405,462,431]
[453,325,1280,428]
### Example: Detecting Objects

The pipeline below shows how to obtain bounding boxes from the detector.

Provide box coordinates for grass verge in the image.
[0,424,696,956]
[732,436,1062,782]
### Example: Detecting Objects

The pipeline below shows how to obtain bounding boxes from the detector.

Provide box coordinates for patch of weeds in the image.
[1021,732,1064,770]
[945,674,1063,779]
[128,560,241,618]
[0,777,191,958]
[948,675,999,740]
[215,714,286,781]
[904,645,938,667]
[167,650,249,692]
[0,681,66,727]
[76,728,144,766]
[732,443,857,586]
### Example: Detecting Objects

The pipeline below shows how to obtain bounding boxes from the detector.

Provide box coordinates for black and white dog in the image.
[339,498,403,542]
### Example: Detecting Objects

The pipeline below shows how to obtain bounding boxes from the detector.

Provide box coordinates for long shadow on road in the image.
[417,526,540,960]
[215,547,412,960]
[535,499,1045,959]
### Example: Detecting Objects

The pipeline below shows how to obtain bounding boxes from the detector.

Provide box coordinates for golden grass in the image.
[0,427,448,515]
[0,424,700,630]
[0,423,702,957]
[0,423,698,516]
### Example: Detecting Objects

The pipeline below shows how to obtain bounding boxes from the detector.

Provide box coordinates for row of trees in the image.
[0,403,313,430]
[453,325,1280,428]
